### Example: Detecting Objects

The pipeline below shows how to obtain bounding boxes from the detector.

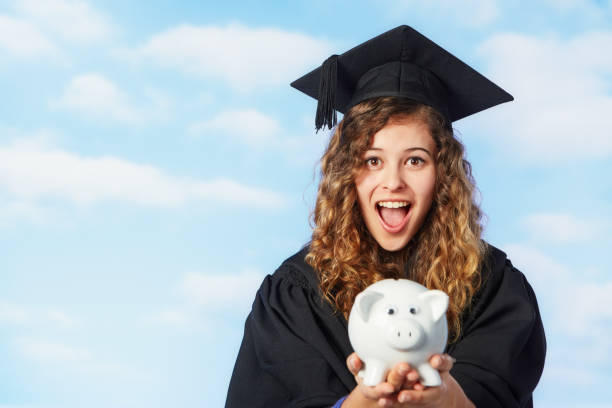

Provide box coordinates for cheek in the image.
[354,173,378,205]
[415,171,437,204]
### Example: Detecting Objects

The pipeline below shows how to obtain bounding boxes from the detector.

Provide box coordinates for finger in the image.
[359,383,391,400]
[387,362,410,391]
[399,367,420,391]
[406,367,420,383]
[430,353,455,372]
[355,378,394,401]
[397,389,413,404]
[398,389,421,404]
[374,381,395,396]
[346,353,363,376]
[397,388,431,404]
[377,396,394,407]
[360,385,380,400]
[412,382,426,391]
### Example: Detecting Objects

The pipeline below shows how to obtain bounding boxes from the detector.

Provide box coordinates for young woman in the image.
[225,26,546,408]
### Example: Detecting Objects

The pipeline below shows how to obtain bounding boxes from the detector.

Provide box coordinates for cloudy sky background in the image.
[1,0,611,407]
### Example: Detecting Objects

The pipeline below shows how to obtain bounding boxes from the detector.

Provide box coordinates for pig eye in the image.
[409,306,419,315]
[386,307,397,315]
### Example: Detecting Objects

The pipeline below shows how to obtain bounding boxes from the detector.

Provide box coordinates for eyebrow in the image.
[366,147,433,157]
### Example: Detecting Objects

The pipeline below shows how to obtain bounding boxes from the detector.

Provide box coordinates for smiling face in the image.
[354,116,437,252]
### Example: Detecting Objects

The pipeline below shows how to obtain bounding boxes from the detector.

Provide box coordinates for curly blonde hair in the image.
[305,96,485,341]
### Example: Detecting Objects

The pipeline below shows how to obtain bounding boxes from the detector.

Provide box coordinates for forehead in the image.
[369,116,435,150]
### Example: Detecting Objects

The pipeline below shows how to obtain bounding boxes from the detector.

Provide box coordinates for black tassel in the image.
[315,54,338,131]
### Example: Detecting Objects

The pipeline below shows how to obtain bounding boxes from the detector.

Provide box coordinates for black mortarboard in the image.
[291,25,513,130]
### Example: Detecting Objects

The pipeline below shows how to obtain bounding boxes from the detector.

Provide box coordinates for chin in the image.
[376,235,412,252]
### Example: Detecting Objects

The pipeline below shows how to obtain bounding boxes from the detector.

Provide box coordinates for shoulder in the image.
[270,245,320,292]
[481,242,534,296]
[466,242,542,328]
[249,244,328,314]
[481,242,511,282]
[254,244,343,320]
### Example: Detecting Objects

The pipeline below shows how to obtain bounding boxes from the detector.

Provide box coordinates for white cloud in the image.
[146,269,265,329]
[521,212,603,243]
[143,86,174,116]
[0,1,114,59]
[0,138,285,208]
[180,269,264,312]
[16,338,91,362]
[542,0,611,20]
[504,243,570,291]
[564,281,612,334]
[188,108,330,164]
[188,109,281,145]
[477,31,612,161]
[52,74,142,122]
[542,364,599,387]
[0,300,77,327]
[0,300,30,324]
[386,0,499,27]
[503,244,612,337]
[46,308,76,327]
[146,308,192,328]
[52,75,175,123]
[0,14,60,57]
[14,337,150,383]
[503,244,612,393]
[14,0,115,44]
[0,198,49,225]
[124,23,332,90]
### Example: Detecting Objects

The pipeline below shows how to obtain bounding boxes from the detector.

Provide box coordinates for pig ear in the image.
[357,290,384,323]
[418,290,449,322]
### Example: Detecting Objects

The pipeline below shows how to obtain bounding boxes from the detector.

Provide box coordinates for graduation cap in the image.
[291,25,513,131]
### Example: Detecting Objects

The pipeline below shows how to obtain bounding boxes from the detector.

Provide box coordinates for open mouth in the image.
[376,201,411,233]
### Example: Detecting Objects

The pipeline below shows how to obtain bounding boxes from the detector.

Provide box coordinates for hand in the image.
[393,354,475,408]
[344,353,422,407]
[343,353,474,408]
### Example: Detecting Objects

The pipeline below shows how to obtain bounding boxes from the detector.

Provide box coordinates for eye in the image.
[409,306,419,315]
[365,157,381,168]
[407,157,425,167]
[386,306,397,316]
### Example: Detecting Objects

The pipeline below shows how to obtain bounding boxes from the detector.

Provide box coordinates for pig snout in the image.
[385,320,425,350]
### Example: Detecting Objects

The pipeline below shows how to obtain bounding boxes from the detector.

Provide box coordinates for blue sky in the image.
[1,0,611,407]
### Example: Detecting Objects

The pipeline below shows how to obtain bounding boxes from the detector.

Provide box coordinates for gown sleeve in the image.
[225,260,355,408]
[446,246,547,408]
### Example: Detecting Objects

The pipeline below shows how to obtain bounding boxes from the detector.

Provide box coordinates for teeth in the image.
[377,201,409,208]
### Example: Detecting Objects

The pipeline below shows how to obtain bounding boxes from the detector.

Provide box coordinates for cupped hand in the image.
[345,353,422,406]
[345,353,473,407]
[394,354,475,408]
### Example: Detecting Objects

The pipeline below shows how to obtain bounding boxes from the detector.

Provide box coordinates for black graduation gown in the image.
[225,244,546,408]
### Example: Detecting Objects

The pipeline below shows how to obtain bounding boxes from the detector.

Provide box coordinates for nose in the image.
[385,320,424,350]
[382,165,406,191]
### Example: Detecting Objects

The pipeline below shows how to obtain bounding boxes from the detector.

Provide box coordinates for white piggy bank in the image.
[348,279,449,387]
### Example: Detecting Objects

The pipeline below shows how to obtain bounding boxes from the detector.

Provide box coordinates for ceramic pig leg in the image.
[359,359,387,386]
[417,363,442,386]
